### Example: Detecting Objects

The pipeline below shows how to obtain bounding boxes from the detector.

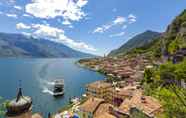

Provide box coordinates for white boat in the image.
[53,79,64,97]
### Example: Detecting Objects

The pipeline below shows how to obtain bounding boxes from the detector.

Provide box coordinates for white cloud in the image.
[113,16,126,25]
[128,14,136,19]
[109,32,125,37]
[25,0,88,22]
[14,5,22,10]
[23,14,32,17]
[128,14,137,24]
[93,27,104,33]
[93,16,126,33]
[31,24,96,51]
[16,23,96,52]
[58,35,96,51]
[62,20,71,25]
[93,24,112,33]
[62,19,74,28]
[21,32,31,37]
[93,14,137,34]
[6,13,17,18]
[31,24,64,38]
[16,23,31,29]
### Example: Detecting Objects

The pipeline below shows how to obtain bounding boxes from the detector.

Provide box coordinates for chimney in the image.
[92,98,94,102]
[141,96,146,103]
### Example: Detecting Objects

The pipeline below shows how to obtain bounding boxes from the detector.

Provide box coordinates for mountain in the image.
[0,32,94,58]
[142,9,186,59]
[109,30,161,56]
[163,9,186,55]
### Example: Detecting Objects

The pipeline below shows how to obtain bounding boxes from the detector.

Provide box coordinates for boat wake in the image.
[42,79,55,86]
[37,62,55,95]
[42,87,54,95]
[40,80,55,95]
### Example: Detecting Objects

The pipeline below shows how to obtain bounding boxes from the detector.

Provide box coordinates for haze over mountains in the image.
[0,32,94,58]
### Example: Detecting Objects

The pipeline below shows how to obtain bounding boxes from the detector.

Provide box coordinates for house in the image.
[112,90,163,118]
[94,103,114,118]
[94,112,116,118]
[130,96,163,118]
[86,81,112,101]
[79,97,116,118]
[107,85,136,106]
[78,97,104,118]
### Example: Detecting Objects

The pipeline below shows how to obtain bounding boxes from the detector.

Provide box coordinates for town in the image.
[1,3,186,118]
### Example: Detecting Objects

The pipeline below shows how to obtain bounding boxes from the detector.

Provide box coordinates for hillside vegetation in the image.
[109,30,161,56]
[140,10,186,118]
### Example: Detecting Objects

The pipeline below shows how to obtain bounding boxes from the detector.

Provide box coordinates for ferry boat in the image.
[53,79,64,97]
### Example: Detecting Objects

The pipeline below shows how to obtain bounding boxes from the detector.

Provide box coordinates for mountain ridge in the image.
[0,32,95,58]
[109,30,161,56]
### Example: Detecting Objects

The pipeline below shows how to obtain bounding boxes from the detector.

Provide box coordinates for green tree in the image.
[0,97,5,117]
[144,68,154,83]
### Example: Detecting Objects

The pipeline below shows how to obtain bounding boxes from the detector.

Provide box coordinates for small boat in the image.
[53,79,64,97]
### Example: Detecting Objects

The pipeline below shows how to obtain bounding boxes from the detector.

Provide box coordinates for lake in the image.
[0,58,105,117]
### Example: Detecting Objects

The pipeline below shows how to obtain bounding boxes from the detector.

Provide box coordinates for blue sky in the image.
[0,0,186,55]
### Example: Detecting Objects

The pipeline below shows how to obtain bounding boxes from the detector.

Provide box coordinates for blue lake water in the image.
[0,58,105,117]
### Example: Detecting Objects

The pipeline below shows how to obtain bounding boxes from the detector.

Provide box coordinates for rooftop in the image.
[94,112,116,118]
[79,97,104,113]
[134,96,162,117]
[94,103,113,117]
[118,90,162,117]
[86,81,112,89]
[117,88,135,97]
[118,90,142,114]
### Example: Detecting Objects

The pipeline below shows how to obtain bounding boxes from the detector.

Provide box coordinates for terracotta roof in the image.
[94,103,113,117]
[86,81,112,89]
[118,99,131,114]
[110,85,137,97]
[118,90,142,114]
[134,96,162,117]
[79,97,104,113]
[118,90,162,117]
[117,89,133,97]
[94,112,116,118]
[32,113,43,118]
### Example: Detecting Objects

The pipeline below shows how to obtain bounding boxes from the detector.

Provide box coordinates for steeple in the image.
[16,80,23,102]
[16,88,23,102]
[48,112,51,118]
[6,80,32,118]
